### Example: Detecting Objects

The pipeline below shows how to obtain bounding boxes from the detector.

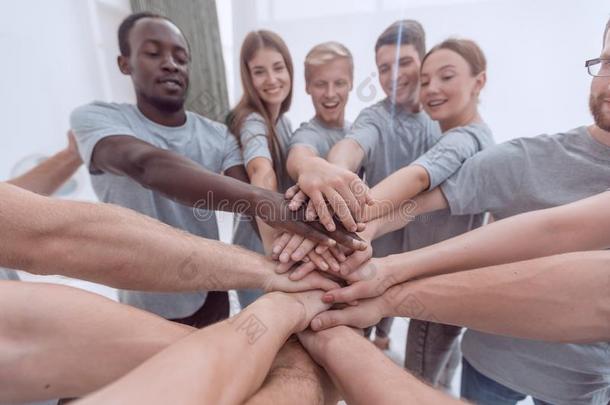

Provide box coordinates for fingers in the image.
[276,259,296,274]
[339,250,372,276]
[279,234,305,263]
[287,220,336,248]
[306,250,330,272]
[288,189,309,211]
[301,271,341,291]
[305,199,318,222]
[309,192,336,232]
[288,260,318,281]
[322,281,376,304]
[290,239,317,262]
[319,248,341,272]
[328,246,347,263]
[310,306,376,331]
[324,187,358,233]
[272,233,292,260]
[285,184,300,200]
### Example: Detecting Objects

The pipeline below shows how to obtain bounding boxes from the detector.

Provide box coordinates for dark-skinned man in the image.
[70,12,364,328]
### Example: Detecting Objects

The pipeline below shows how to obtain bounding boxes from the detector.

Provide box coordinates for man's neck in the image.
[136,100,187,127]
[588,124,610,147]
[315,114,344,129]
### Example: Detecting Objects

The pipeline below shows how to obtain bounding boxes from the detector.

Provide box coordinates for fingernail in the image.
[312,319,321,330]
[272,245,281,254]
[322,294,334,304]
[320,262,329,270]
[280,253,289,262]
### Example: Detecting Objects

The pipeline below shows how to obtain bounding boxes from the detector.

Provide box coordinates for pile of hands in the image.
[261,163,405,335]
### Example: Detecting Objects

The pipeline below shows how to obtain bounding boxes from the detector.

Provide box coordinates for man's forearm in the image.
[308,327,462,405]
[326,139,364,172]
[286,146,318,182]
[383,251,610,343]
[8,148,82,195]
[77,293,313,405]
[0,281,193,403]
[0,183,274,292]
[385,191,610,280]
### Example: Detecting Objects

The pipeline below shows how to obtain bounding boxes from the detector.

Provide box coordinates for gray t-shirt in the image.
[347,99,486,257]
[0,268,19,281]
[232,113,294,254]
[411,123,495,190]
[441,126,610,405]
[289,117,351,158]
[70,101,243,319]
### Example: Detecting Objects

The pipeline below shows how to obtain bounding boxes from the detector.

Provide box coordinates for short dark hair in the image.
[375,20,426,60]
[118,12,171,56]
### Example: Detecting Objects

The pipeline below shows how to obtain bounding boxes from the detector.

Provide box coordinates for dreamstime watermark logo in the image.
[191,185,420,225]
[176,250,222,290]
[227,312,269,345]
[356,71,379,103]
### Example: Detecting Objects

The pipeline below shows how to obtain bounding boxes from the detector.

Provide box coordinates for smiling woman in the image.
[227,30,297,308]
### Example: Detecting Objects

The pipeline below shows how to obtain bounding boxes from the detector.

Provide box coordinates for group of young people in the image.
[1,10,609,405]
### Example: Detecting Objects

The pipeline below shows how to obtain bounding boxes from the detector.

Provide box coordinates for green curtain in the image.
[130,0,230,122]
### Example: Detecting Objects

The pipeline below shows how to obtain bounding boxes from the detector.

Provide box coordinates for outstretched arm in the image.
[298,326,464,405]
[7,130,82,195]
[339,190,610,281]
[313,251,610,343]
[89,135,353,247]
[0,281,193,403]
[0,182,339,293]
[77,291,330,405]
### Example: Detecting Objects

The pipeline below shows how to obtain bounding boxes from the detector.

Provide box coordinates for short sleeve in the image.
[221,129,244,172]
[411,126,485,190]
[289,123,323,155]
[239,113,272,166]
[440,139,526,216]
[345,107,383,164]
[70,102,137,174]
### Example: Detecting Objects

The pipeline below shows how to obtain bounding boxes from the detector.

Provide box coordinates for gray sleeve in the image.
[221,129,245,171]
[440,140,526,216]
[289,125,323,155]
[345,108,382,164]
[70,103,137,174]
[411,127,482,190]
[0,268,20,281]
[239,113,272,166]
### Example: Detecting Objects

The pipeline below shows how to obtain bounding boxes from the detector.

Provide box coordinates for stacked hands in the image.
[264,163,404,336]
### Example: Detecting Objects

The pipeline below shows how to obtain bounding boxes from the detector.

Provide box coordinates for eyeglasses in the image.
[585,58,610,77]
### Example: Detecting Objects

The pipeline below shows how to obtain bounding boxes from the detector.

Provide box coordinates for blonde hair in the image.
[304,41,353,83]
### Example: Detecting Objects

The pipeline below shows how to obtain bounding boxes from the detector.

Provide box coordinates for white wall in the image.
[229,0,609,143]
[0,0,132,200]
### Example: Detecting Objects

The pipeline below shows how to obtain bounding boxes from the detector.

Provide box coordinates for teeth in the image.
[428,100,445,107]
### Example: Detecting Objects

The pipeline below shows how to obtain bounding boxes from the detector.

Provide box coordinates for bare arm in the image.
[314,251,610,343]
[0,281,193,403]
[286,145,319,181]
[77,291,330,405]
[246,157,282,254]
[89,135,358,248]
[0,182,339,293]
[363,164,431,221]
[298,326,464,405]
[326,138,365,172]
[336,190,610,287]
[7,131,82,195]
